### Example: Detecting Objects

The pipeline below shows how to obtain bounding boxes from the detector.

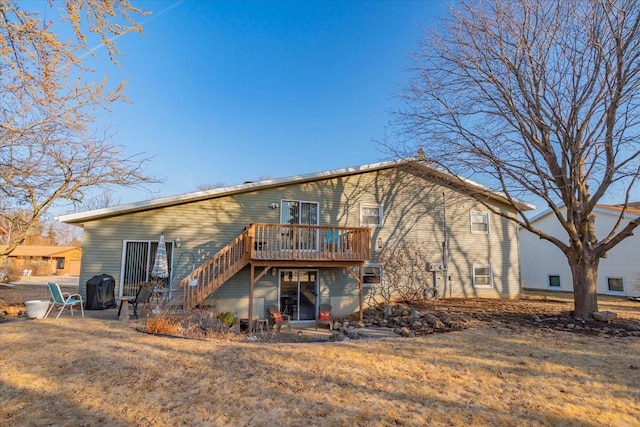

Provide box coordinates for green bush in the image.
[216,311,236,327]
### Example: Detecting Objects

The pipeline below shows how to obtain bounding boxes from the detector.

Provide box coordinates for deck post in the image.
[249,264,255,334]
[358,262,364,321]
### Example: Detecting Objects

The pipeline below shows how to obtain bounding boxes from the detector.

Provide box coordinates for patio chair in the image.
[44,282,85,319]
[118,283,153,319]
[316,303,333,330]
[268,304,291,332]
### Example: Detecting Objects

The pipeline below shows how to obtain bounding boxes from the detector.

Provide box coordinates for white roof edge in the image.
[57,158,535,224]
[443,170,536,211]
[524,204,640,225]
[525,207,557,224]
[57,160,404,223]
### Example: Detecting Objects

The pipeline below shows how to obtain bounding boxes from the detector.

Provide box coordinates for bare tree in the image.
[0,0,160,257]
[391,0,640,319]
[79,191,122,211]
[377,242,439,303]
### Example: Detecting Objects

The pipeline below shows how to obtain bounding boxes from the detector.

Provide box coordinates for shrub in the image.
[0,265,23,283]
[216,311,236,327]
[23,261,52,276]
[145,311,183,336]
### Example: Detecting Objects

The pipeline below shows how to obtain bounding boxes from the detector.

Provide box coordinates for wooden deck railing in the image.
[182,223,370,308]
[249,223,370,262]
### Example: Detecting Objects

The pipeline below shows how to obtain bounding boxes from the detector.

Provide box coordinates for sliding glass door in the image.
[279,270,317,321]
[280,200,319,251]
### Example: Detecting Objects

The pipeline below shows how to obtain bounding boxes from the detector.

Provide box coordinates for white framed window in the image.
[472,265,493,287]
[362,263,382,288]
[607,277,624,294]
[470,211,490,234]
[360,204,383,227]
[548,275,561,289]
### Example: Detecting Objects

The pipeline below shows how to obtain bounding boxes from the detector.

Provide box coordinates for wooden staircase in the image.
[181,229,251,309]
[180,223,371,309]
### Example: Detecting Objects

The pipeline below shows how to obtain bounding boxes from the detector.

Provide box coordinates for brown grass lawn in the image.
[1,292,639,426]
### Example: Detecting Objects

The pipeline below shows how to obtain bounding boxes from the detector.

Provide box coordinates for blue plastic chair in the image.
[44,282,85,319]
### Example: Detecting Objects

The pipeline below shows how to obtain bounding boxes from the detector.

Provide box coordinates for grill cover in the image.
[85,274,116,310]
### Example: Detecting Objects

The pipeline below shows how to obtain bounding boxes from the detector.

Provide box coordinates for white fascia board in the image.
[57,158,536,224]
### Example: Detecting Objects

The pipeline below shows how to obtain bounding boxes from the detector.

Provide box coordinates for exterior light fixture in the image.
[175,238,181,248]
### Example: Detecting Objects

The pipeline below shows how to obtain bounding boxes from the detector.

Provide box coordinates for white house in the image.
[520,203,640,297]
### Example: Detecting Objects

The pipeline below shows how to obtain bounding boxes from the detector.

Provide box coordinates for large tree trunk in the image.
[569,255,599,320]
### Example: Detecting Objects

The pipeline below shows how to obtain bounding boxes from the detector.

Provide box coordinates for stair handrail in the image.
[182,228,251,308]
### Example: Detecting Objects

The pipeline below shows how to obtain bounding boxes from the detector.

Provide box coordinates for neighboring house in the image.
[58,160,534,324]
[0,245,82,276]
[520,203,640,297]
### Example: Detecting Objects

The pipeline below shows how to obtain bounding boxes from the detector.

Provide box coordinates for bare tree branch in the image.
[0,0,161,257]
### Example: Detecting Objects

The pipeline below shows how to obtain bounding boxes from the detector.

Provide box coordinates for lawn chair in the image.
[316,303,333,330]
[44,282,85,319]
[118,283,153,319]
[268,304,291,332]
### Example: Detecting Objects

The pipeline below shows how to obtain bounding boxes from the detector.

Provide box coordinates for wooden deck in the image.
[182,223,371,309]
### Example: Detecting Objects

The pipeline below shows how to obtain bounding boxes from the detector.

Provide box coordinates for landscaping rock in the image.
[423,313,445,329]
[593,311,617,323]
[345,328,361,339]
[398,326,411,337]
[382,304,394,317]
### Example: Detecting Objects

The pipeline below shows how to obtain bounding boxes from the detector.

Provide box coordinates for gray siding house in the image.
[59,160,533,326]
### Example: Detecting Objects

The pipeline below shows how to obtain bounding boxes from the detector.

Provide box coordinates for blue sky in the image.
[29,0,636,213]
[72,0,445,205]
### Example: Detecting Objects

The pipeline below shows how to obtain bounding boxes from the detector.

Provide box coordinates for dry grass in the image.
[1,304,639,426]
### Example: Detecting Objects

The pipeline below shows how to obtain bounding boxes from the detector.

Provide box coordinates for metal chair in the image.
[118,283,153,319]
[44,282,85,319]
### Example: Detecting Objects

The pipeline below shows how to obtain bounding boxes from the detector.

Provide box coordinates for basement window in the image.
[607,278,624,294]
[548,275,561,288]
[363,264,382,288]
[473,265,493,287]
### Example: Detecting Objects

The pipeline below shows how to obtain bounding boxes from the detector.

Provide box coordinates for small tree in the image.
[377,242,438,303]
[391,0,640,319]
[0,0,160,257]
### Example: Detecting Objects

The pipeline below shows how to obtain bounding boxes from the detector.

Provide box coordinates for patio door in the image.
[280,200,319,251]
[120,240,174,297]
[279,270,317,321]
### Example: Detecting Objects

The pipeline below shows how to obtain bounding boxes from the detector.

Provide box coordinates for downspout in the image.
[517,222,522,298]
[442,191,449,297]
